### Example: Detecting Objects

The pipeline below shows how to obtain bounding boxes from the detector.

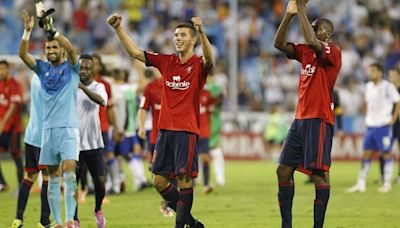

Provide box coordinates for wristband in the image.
[22,30,31,41]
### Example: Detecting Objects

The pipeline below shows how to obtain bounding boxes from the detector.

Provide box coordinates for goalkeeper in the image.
[18,2,80,227]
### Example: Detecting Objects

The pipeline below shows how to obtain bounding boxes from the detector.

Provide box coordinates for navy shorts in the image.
[78,148,105,177]
[118,136,140,156]
[148,143,156,156]
[0,131,22,159]
[279,119,333,175]
[196,137,210,154]
[25,143,46,173]
[152,130,199,179]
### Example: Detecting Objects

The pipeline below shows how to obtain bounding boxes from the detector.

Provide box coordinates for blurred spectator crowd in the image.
[0,0,400,115]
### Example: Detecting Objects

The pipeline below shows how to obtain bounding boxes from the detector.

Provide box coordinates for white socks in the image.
[357,159,371,187]
[210,147,225,186]
[128,155,147,190]
[383,158,394,187]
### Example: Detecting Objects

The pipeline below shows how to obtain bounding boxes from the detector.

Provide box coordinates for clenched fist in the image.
[107,13,122,29]
[191,17,204,33]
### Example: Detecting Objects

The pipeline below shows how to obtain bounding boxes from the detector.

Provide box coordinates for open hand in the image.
[107,13,122,29]
[21,9,34,31]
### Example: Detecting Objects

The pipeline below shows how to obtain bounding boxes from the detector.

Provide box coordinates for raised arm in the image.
[273,1,297,57]
[191,17,213,68]
[18,10,36,69]
[107,14,146,62]
[54,34,78,65]
[36,4,78,65]
[296,0,322,54]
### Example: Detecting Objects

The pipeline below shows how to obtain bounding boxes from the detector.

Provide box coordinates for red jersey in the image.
[140,78,163,144]
[0,77,23,132]
[291,42,342,125]
[145,52,212,135]
[199,89,213,138]
[96,76,113,132]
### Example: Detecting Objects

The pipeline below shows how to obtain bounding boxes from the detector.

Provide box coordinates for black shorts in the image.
[392,120,400,143]
[152,130,198,179]
[196,137,210,154]
[0,131,22,159]
[25,143,46,173]
[78,148,105,177]
[101,131,111,154]
[279,119,333,175]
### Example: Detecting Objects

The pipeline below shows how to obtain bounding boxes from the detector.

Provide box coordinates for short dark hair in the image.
[45,36,60,43]
[45,37,60,47]
[79,54,93,62]
[370,63,384,73]
[312,18,334,33]
[0,60,9,67]
[175,23,197,37]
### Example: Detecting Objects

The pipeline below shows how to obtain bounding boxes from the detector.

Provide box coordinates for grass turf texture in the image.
[0,160,399,227]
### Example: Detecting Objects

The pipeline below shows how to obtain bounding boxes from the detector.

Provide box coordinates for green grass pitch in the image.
[0,160,399,227]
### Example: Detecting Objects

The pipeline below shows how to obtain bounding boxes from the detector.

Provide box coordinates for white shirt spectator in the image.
[365,79,400,127]
[77,81,108,151]
[338,84,364,116]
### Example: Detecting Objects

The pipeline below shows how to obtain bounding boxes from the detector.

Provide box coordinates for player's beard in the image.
[47,53,60,64]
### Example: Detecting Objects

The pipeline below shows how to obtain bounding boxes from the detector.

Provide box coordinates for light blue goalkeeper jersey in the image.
[33,59,80,129]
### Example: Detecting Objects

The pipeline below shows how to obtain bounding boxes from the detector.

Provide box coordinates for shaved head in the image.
[312,18,334,33]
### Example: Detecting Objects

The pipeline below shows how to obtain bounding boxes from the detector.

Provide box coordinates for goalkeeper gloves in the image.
[42,16,58,38]
[35,1,57,38]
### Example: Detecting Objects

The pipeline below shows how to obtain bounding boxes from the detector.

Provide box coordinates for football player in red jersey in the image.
[274,0,342,227]
[0,60,24,189]
[108,13,213,228]
[197,89,214,194]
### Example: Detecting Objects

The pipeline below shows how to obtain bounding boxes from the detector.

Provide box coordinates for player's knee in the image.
[153,175,169,191]
[47,165,61,176]
[62,160,77,172]
[26,172,39,182]
[362,150,372,159]
[382,152,392,159]
[176,175,193,188]
[311,170,329,184]
[276,165,292,181]
[41,169,49,178]
[94,176,105,185]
